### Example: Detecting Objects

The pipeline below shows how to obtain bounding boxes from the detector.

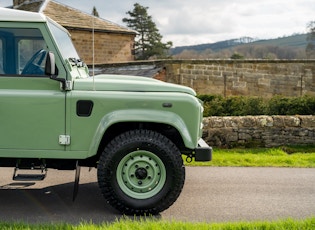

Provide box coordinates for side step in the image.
[13,163,47,181]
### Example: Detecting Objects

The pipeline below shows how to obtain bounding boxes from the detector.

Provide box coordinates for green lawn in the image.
[186,146,315,167]
[1,217,314,229]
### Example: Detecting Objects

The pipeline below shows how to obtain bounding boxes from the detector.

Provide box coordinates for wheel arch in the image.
[86,109,194,159]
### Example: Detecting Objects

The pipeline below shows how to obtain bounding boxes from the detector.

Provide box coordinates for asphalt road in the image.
[0,166,314,224]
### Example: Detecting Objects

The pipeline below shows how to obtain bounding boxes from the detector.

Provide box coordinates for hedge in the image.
[197,95,315,116]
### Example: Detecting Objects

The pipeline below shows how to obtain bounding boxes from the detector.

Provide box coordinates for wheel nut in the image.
[138,181,142,185]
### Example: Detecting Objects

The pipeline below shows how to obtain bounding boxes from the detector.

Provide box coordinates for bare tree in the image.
[306,21,315,58]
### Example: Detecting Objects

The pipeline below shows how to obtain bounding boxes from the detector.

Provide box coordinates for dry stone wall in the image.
[163,60,315,97]
[203,115,315,148]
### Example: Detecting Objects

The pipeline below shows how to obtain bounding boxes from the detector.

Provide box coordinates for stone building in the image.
[10,0,137,64]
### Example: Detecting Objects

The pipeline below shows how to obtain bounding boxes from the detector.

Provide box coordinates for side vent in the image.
[77,100,94,117]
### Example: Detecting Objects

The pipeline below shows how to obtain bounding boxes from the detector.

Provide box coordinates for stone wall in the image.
[203,115,315,148]
[163,60,315,97]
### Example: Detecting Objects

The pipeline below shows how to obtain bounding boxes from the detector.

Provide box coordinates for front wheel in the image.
[97,129,185,215]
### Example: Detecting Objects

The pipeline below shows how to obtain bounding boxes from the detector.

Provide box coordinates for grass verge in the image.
[1,217,315,230]
[185,146,315,167]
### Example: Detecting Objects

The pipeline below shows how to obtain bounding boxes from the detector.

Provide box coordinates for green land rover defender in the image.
[0,8,212,215]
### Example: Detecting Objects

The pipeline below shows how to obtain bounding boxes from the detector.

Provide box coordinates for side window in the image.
[0,28,49,76]
[18,39,47,75]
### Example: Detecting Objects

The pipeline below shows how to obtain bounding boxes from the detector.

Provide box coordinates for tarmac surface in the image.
[0,166,314,224]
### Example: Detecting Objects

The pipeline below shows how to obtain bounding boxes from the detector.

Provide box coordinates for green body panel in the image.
[0,83,201,159]
[73,74,196,95]
[68,89,201,159]
[0,77,65,157]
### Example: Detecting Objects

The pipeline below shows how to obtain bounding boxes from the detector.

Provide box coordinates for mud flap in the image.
[72,161,81,201]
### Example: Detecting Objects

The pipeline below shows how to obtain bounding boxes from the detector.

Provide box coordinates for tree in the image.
[122,3,172,60]
[230,52,244,59]
[92,6,99,17]
[306,21,315,58]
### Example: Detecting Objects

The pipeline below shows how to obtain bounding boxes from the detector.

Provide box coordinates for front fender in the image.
[87,109,194,158]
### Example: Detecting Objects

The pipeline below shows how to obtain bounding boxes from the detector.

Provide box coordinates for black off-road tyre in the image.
[97,129,185,215]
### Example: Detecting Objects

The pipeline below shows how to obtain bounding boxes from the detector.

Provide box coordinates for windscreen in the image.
[47,20,80,61]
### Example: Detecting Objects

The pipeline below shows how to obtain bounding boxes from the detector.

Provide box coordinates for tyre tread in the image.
[97,129,185,215]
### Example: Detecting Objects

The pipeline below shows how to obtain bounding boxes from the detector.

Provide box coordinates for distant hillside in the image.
[249,34,307,48]
[171,34,308,59]
[171,34,307,55]
[171,37,257,55]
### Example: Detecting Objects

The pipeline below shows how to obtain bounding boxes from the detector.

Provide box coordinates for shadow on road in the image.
[0,182,124,224]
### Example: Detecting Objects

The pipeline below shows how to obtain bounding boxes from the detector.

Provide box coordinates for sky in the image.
[0,0,314,47]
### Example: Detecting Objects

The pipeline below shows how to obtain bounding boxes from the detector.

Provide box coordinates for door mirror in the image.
[46,51,68,90]
[45,51,56,76]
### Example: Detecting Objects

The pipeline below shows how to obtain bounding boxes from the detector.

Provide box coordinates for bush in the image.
[198,94,315,116]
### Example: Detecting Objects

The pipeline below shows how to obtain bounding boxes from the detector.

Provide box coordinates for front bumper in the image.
[194,138,212,162]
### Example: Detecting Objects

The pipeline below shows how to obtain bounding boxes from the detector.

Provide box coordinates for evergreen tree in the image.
[306,21,315,58]
[123,3,172,60]
[92,6,99,17]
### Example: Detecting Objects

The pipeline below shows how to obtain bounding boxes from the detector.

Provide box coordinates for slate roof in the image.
[92,65,162,78]
[12,0,136,34]
[14,1,42,12]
